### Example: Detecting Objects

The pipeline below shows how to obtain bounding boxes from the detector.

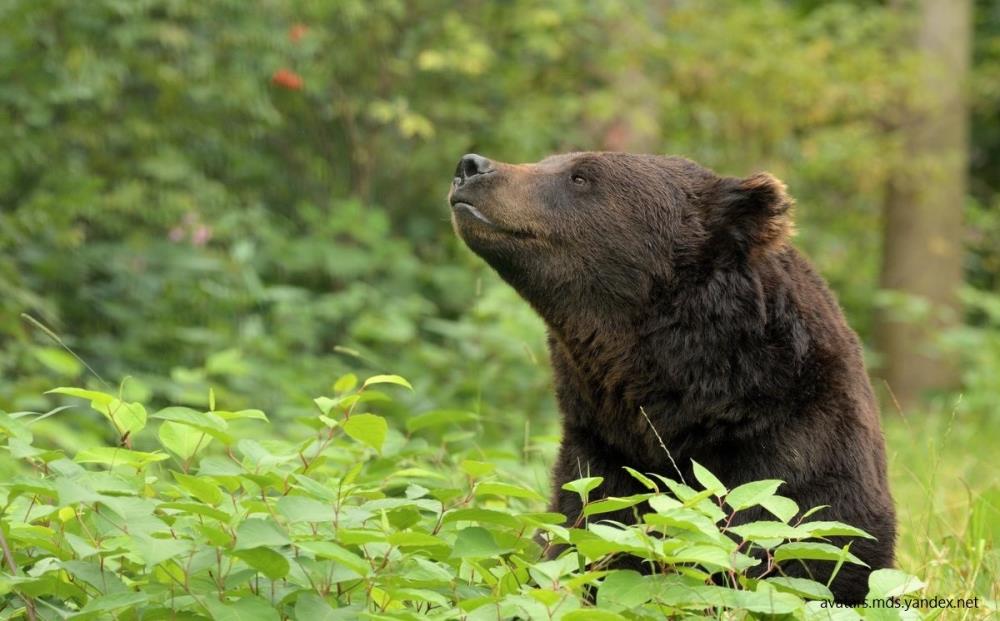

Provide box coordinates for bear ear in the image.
[704,172,795,256]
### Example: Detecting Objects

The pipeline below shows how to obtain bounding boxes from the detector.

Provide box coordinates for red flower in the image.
[271,68,303,91]
[289,23,308,43]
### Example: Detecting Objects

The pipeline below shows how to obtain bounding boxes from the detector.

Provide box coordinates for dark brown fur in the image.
[448,152,895,604]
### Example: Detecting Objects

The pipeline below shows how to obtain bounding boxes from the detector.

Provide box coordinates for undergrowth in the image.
[0,373,947,620]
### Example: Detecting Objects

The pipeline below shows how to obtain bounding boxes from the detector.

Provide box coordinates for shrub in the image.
[0,374,923,619]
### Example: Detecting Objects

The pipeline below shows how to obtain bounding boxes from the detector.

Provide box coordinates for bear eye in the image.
[571,174,588,186]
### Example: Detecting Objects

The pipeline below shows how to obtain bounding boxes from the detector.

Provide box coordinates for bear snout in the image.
[449,154,497,213]
[449,154,502,230]
[448,154,540,243]
[453,153,495,186]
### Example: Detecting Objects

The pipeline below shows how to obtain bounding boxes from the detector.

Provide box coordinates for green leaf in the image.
[443,508,521,528]
[232,547,290,580]
[476,481,544,501]
[203,596,281,621]
[800,505,830,520]
[131,533,190,568]
[564,611,628,621]
[174,471,223,505]
[56,477,103,506]
[597,570,654,611]
[583,494,650,517]
[294,593,340,620]
[729,521,806,541]
[725,480,783,511]
[867,568,926,598]
[667,544,734,570]
[296,541,369,577]
[276,496,333,523]
[151,406,231,442]
[158,420,212,460]
[692,461,727,496]
[334,394,360,411]
[71,591,148,617]
[214,409,269,422]
[235,518,290,550]
[313,397,338,416]
[334,373,358,393]
[60,558,126,593]
[74,447,168,468]
[8,437,45,459]
[0,412,33,443]
[798,521,875,540]
[408,558,455,584]
[51,390,144,437]
[342,413,387,452]
[238,438,296,470]
[623,467,658,492]
[561,476,604,501]
[387,531,447,548]
[528,589,563,606]
[644,506,721,540]
[318,414,339,428]
[394,587,451,606]
[104,400,147,436]
[47,387,114,407]
[766,576,834,601]
[651,476,701,503]
[760,495,799,523]
[528,554,579,583]
[773,542,867,566]
[362,374,412,390]
[290,474,339,501]
[678,585,801,614]
[64,533,99,559]
[451,527,506,558]
[647,494,682,512]
[158,502,231,522]
[460,459,496,478]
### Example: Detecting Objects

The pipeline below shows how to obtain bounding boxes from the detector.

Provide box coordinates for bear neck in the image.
[543,254,808,426]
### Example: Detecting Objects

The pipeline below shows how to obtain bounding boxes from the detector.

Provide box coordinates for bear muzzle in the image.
[448,154,538,240]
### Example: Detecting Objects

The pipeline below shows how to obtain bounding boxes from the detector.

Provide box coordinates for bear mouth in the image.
[451,201,495,227]
[449,199,537,239]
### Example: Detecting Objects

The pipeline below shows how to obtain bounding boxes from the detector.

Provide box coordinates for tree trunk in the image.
[878,0,971,410]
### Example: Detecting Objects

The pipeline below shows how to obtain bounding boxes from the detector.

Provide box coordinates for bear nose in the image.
[455,153,494,185]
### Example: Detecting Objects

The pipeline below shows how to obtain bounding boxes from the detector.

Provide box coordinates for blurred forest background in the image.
[0,0,998,606]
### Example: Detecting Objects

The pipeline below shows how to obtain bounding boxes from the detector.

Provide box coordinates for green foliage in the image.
[4,0,990,422]
[2,0,1000,436]
[0,374,925,619]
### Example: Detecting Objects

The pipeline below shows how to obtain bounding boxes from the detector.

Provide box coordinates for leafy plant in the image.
[0,373,923,619]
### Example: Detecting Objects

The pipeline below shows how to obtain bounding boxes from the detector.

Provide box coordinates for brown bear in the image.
[448,151,895,604]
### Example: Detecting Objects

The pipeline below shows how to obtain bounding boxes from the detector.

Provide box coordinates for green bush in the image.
[0,0,941,421]
[0,374,924,620]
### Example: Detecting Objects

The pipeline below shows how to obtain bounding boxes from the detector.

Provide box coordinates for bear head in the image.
[448,151,794,326]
